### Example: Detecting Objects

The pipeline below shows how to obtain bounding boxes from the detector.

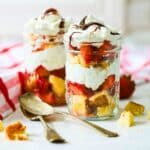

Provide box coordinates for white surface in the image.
[0,83,150,150]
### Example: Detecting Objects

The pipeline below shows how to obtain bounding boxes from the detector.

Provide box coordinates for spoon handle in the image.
[56,112,118,137]
[37,116,66,143]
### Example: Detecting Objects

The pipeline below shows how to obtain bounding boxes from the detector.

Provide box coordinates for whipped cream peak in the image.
[64,15,121,50]
[25,8,72,36]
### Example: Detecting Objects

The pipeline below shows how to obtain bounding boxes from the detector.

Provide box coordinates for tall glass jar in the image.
[66,42,120,120]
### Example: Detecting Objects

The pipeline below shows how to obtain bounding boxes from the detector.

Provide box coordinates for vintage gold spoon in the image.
[19,93,66,143]
[19,92,119,138]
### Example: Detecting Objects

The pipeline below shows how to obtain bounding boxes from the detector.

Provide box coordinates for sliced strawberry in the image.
[98,41,116,61]
[51,67,65,79]
[99,75,116,91]
[99,40,115,51]
[38,92,56,105]
[35,65,50,77]
[67,81,93,96]
[120,75,135,99]
[80,44,94,64]
[36,77,51,93]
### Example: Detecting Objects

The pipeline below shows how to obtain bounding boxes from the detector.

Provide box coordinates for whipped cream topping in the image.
[25,45,66,72]
[24,8,72,37]
[66,59,119,91]
[64,15,121,50]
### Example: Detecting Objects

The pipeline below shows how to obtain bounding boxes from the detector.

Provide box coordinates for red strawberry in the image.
[35,65,50,77]
[67,81,93,96]
[99,75,116,91]
[120,75,135,99]
[99,40,115,51]
[51,67,65,79]
[80,44,94,64]
[36,77,50,93]
[38,92,56,105]
[98,41,116,60]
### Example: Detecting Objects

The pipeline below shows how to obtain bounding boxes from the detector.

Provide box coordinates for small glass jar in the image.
[66,42,120,120]
[23,36,66,106]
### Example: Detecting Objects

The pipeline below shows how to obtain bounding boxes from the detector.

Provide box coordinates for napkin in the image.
[0,42,24,119]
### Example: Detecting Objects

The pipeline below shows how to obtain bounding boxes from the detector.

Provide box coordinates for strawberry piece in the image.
[99,40,115,51]
[98,41,116,61]
[36,77,51,93]
[51,67,65,79]
[67,81,93,96]
[80,44,94,64]
[99,75,116,91]
[35,65,50,77]
[38,92,56,105]
[120,75,135,99]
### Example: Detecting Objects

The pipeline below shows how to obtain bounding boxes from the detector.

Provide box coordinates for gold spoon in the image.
[19,92,119,138]
[19,93,66,143]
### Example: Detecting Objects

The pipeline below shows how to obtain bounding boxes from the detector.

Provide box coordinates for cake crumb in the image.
[118,111,135,127]
[5,121,28,140]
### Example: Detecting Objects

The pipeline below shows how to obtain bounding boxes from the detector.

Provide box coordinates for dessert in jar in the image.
[64,15,121,120]
[23,8,71,106]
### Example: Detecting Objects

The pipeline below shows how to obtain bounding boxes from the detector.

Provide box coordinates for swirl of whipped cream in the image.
[64,15,121,50]
[24,8,72,36]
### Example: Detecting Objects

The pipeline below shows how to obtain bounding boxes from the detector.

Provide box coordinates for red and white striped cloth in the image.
[0,42,24,119]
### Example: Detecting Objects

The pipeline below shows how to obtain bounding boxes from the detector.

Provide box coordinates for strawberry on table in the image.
[120,75,135,99]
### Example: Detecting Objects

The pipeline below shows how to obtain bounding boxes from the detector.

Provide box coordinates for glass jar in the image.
[66,42,120,120]
[22,35,66,106]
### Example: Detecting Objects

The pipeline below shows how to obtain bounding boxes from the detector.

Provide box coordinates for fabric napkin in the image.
[0,42,24,119]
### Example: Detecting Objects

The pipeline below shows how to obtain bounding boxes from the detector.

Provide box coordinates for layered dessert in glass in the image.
[64,15,121,120]
[23,8,71,106]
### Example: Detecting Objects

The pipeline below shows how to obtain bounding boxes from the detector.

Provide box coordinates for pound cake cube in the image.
[49,75,65,97]
[89,91,113,107]
[147,111,150,120]
[118,111,134,127]
[71,95,88,116]
[125,101,145,116]
[97,105,113,117]
[0,120,4,132]
[5,121,28,140]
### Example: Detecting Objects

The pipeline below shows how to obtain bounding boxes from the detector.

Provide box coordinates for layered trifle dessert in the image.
[22,8,71,106]
[64,15,121,119]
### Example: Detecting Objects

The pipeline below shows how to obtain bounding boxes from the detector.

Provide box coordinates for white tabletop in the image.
[0,83,150,150]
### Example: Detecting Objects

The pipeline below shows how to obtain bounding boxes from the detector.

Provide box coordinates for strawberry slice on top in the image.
[80,44,94,65]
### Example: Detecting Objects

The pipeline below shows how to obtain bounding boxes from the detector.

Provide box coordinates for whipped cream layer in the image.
[25,45,66,72]
[64,15,121,50]
[66,59,119,91]
[24,8,71,37]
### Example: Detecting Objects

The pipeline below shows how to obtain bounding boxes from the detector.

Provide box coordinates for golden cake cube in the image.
[147,111,150,120]
[97,106,113,117]
[49,75,65,97]
[124,101,145,116]
[118,111,134,127]
[0,120,4,132]
[71,95,88,116]
[5,121,28,140]
[89,91,113,107]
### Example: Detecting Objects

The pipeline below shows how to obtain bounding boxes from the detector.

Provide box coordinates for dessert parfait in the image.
[64,15,121,119]
[22,8,71,106]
